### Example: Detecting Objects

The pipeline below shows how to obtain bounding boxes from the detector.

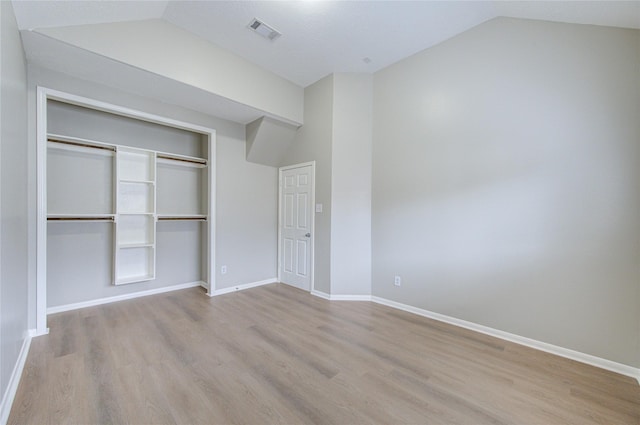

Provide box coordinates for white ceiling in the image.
[12,0,640,87]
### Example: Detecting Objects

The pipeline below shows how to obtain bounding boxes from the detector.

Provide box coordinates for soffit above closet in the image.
[21,29,271,125]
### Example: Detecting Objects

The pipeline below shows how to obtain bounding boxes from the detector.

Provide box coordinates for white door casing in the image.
[278,163,314,291]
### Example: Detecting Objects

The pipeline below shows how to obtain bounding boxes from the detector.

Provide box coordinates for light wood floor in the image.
[9,283,640,424]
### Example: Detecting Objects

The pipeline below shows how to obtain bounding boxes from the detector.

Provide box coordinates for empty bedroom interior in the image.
[0,0,639,423]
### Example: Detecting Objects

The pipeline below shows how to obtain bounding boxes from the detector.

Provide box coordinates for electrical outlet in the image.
[394,275,401,286]
[221,265,227,275]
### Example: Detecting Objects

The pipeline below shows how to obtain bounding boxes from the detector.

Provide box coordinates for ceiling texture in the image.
[11,1,640,123]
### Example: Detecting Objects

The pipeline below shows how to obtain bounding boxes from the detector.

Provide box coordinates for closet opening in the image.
[36,87,216,335]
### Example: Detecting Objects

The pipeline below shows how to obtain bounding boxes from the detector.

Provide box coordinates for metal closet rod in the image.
[157,216,207,221]
[47,216,115,222]
[48,138,116,152]
[156,153,207,166]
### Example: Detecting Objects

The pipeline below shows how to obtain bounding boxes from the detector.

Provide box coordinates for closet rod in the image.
[48,138,116,152]
[157,154,206,166]
[158,216,207,221]
[48,217,115,222]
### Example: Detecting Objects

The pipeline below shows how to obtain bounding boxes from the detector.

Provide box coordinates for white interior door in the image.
[279,164,313,291]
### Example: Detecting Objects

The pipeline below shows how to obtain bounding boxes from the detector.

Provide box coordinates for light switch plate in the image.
[316,203,323,213]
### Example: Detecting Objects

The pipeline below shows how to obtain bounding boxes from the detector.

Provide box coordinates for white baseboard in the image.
[209,278,277,296]
[47,281,205,314]
[330,294,371,301]
[27,328,43,338]
[311,290,371,301]
[310,290,331,300]
[0,334,32,425]
[371,296,640,384]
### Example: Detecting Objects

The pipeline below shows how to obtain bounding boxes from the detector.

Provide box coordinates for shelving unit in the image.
[115,147,157,285]
[46,131,211,286]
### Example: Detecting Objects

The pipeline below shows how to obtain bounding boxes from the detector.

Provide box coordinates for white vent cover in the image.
[248,18,281,41]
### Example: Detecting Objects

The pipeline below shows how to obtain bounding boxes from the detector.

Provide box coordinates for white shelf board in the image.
[115,245,154,285]
[118,179,156,184]
[118,243,154,249]
[115,274,155,286]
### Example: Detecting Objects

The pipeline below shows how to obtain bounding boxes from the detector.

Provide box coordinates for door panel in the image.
[297,193,308,229]
[296,240,308,276]
[280,165,313,290]
[284,238,294,273]
[284,193,294,228]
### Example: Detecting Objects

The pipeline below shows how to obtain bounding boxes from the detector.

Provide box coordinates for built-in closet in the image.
[44,97,214,310]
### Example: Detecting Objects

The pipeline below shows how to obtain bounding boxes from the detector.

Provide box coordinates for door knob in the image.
[305,233,311,238]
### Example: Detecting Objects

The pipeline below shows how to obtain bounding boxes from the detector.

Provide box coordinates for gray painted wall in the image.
[372,18,640,367]
[280,75,334,293]
[215,132,279,288]
[330,74,373,296]
[0,0,29,406]
[245,116,298,167]
[48,101,204,157]
[27,66,278,312]
[280,74,374,296]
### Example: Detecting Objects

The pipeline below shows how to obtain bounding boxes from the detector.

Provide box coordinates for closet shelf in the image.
[119,179,155,185]
[118,243,154,249]
[115,274,155,285]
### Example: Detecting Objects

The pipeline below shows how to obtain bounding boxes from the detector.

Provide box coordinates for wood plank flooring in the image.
[9,283,640,424]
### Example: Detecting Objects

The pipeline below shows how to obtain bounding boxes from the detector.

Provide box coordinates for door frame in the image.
[277,161,316,292]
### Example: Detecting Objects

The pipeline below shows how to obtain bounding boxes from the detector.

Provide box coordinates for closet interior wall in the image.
[46,100,208,308]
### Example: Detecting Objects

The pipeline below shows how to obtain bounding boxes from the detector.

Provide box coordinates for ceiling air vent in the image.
[248,18,281,41]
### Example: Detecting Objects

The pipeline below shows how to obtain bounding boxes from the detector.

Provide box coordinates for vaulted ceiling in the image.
[13,1,640,87]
